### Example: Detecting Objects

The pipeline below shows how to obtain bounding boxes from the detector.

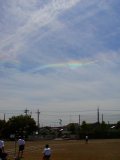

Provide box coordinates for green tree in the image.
[0,119,6,137]
[4,115,37,138]
[81,121,90,132]
[67,123,79,134]
[116,121,120,129]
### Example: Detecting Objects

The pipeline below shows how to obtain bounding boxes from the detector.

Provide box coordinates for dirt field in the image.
[5,139,120,160]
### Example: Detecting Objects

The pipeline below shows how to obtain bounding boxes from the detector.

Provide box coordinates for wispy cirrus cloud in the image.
[0,0,80,62]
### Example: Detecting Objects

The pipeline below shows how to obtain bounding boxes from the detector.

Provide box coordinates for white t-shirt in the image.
[0,140,4,149]
[43,148,51,156]
[18,139,25,146]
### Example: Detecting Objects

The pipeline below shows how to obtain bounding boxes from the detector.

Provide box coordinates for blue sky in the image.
[0,0,120,125]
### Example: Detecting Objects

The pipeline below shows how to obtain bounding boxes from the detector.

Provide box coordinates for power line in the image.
[0,108,120,126]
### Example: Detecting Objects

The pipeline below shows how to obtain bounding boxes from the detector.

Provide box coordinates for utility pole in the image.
[102,113,103,123]
[36,109,40,133]
[24,108,29,115]
[78,114,81,139]
[79,115,80,126]
[4,113,6,121]
[97,107,100,124]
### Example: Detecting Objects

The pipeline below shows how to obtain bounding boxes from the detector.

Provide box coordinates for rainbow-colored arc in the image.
[32,60,96,73]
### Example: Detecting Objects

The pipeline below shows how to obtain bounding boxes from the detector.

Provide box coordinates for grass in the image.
[5,139,120,160]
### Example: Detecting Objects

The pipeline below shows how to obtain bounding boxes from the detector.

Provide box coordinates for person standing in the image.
[0,139,8,160]
[17,136,25,158]
[43,144,51,160]
[85,135,88,144]
[0,140,4,154]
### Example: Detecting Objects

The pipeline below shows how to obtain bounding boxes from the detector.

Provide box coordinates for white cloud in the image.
[0,0,80,61]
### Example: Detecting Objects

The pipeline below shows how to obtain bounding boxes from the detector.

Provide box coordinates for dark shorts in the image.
[0,148,2,154]
[19,145,25,151]
[0,152,8,159]
[43,155,51,160]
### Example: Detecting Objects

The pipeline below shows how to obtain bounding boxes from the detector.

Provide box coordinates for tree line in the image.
[0,115,120,139]
[66,121,120,139]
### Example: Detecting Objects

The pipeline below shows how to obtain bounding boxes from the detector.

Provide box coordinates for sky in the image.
[0,0,120,126]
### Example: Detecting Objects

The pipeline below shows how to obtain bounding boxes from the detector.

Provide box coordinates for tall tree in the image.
[4,115,37,138]
[0,119,6,137]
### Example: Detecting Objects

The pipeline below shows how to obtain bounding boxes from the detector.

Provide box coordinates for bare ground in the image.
[5,139,120,160]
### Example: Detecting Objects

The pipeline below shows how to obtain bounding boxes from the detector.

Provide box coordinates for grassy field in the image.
[5,139,120,160]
